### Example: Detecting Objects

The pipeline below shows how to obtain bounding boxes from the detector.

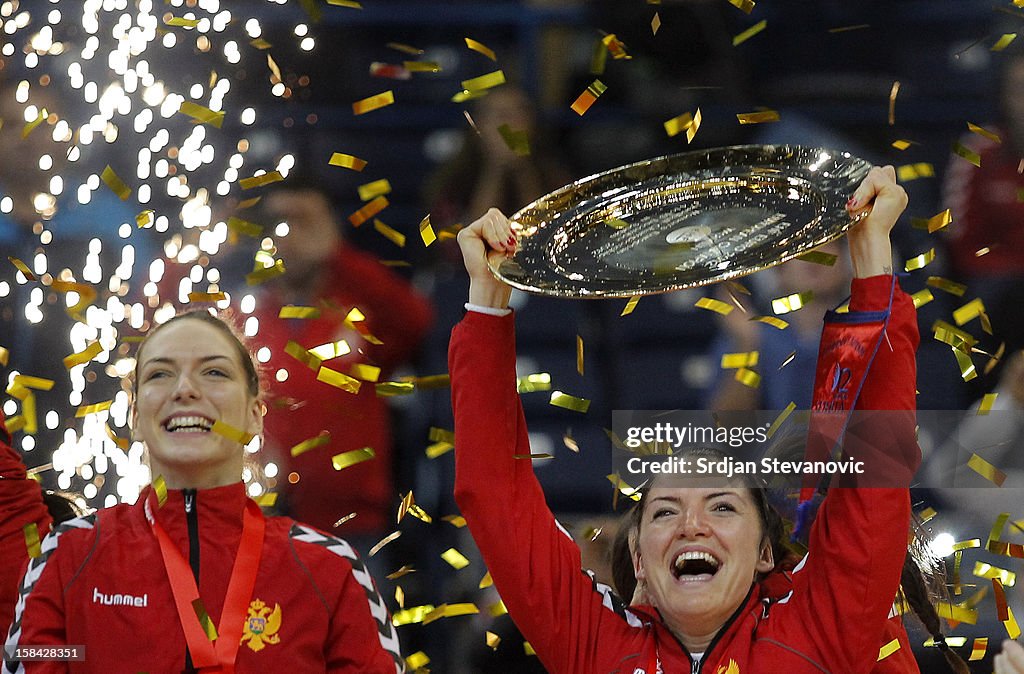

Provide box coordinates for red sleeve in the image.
[790,276,920,674]
[451,311,640,674]
[325,557,403,674]
[330,247,434,373]
[0,411,52,642]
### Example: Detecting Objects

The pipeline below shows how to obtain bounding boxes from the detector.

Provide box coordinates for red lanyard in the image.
[148,496,265,673]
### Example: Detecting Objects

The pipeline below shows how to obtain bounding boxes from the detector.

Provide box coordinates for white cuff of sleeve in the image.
[465,302,511,317]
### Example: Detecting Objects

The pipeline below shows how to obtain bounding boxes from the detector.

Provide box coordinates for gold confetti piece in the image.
[952,141,982,168]
[771,291,813,315]
[696,297,734,315]
[1005,607,1021,640]
[951,539,981,552]
[226,216,263,237]
[266,53,282,83]
[891,139,913,151]
[397,490,415,524]
[177,101,224,128]
[896,163,935,181]
[953,549,963,595]
[327,0,363,6]
[737,110,780,125]
[524,642,537,656]
[975,561,1016,586]
[7,255,35,278]
[332,447,376,471]
[414,215,438,248]
[664,111,696,138]
[589,34,609,75]
[290,431,331,457]
[348,196,389,227]
[721,351,759,369]
[279,305,321,319]
[517,373,552,394]
[576,335,584,376]
[911,289,933,308]
[828,23,870,33]
[735,368,761,388]
[968,638,988,661]
[309,340,351,361]
[953,297,986,326]
[318,366,362,393]
[376,381,415,397]
[350,363,381,382]
[76,400,113,418]
[10,374,55,391]
[24,523,41,559]
[285,341,323,372]
[256,492,278,507]
[367,530,400,558]
[240,171,285,190]
[967,453,1006,486]
[967,122,1000,143]
[441,548,471,570]
[976,392,998,416]
[910,209,952,233]
[332,513,357,528]
[904,249,935,272]
[918,507,937,523]
[442,515,467,528]
[408,504,432,524]
[497,123,530,156]
[733,20,767,46]
[602,33,630,60]
[451,89,487,103]
[954,348,978,381]
[514,453,554,460]
[652,12,661,35]
[571,79,607,116]
[328,152,367,171]
[152,474,168,507]
[621,295,640,316]
[486,631,501,650]
[994,578,1010,621]
[392,605,434,626]
[932,319,978,349]
[250,37,272,49]
[386,565,416,580]
[0,346,7,367]
[211,419,254,445]
[752,315,789,330]
[187,292,226,303]
[888,80,900,126]
[237,196,262,210]
[358,179,392,202]
[190,597,218,641]
[726,0,755,13]
[935,602,978,624]
[245,259,286,285]
[403,60,440,73]
[101,165,131,200]
[465,37,496,61]
[461,70,506,92]
[21,107,45,138]
[394,586,404,609]
[606,474,642,502]
[136,209,155,228]
[877,638,900,661]
[992,33,1017,51]
[478,571,493,589]
[425,441,453,459]
[63,341,103,369]
[796,250,838,266]
[5,416,25,434]
[165,16,200,27]
[374,219,406,247]
[50,280,98,320]
[766,402,797,439]
[550,390,591,413]
[924,636,968,648]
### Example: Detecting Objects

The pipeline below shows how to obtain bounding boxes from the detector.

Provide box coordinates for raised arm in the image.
[790,166,921,673]
[450,210,642,674]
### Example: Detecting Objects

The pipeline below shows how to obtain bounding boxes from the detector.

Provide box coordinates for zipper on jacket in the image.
[183,488,200,673]
[682,586,755,673]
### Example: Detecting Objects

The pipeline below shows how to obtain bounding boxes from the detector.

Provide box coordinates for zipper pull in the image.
[692,659,699,674]
[184,490,194,513]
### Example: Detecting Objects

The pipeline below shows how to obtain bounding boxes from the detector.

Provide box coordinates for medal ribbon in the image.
[149,496,265,673]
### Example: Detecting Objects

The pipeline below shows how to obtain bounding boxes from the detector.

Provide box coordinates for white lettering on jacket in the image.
[92,587,148,607]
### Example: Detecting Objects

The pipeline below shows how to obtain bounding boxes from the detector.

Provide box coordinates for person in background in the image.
[251,176,434,538]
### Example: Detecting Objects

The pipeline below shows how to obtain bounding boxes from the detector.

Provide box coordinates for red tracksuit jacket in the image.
[4,482,404,673]
[450,275,920,674]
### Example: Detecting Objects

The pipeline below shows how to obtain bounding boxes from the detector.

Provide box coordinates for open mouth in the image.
[672,551,721,580]
[162,415,214,433]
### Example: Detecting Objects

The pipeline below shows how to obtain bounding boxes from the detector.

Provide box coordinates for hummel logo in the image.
[92,587,148,607]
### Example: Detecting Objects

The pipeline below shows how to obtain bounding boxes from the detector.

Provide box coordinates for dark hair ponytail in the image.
[899,555,970,674]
